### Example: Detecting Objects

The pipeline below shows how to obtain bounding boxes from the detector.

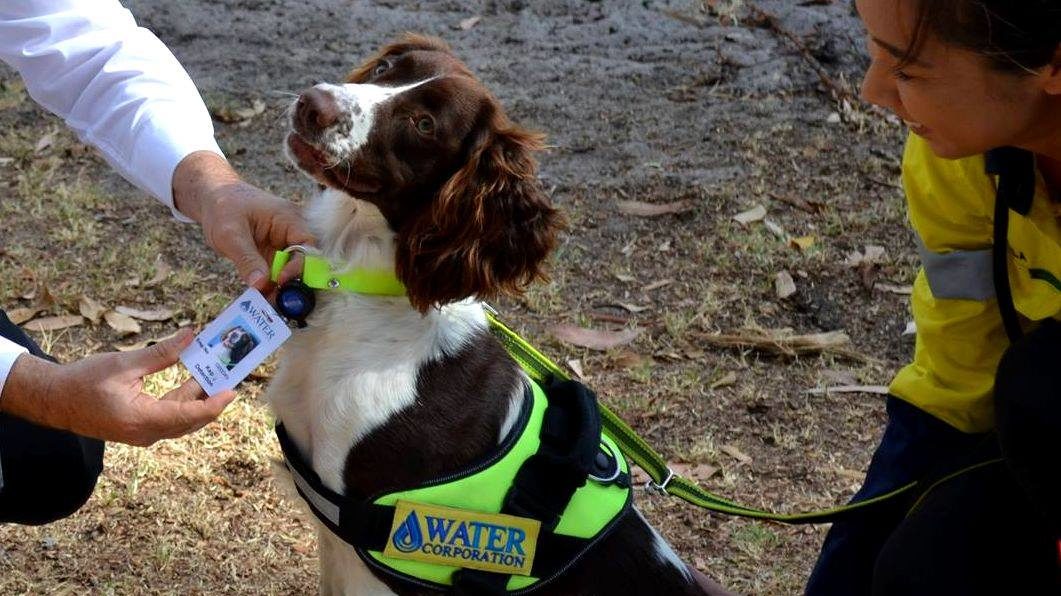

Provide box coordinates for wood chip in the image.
[613,273,636,283]
[115,305,175,322]
[775,271,797,299]
[104,311,141,336]
[23,315,83,332]
[7,307,42,325]
[805,385,890,396]
[721,444,752,465]
[459,15,482,30]
[733,205,766,225]
[764,219,786,238]
[144,261,173,288]
[78,296,107,325]
[550,325,641,351]
[616,199,694,217]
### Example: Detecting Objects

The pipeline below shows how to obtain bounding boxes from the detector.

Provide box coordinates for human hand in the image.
[172,151,313,290]
[0,330,236,446]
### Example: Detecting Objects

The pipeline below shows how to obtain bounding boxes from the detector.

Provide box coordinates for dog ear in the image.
[396,111,563,312]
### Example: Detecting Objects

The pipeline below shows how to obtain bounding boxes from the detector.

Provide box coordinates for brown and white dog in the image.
[266,34,730,596]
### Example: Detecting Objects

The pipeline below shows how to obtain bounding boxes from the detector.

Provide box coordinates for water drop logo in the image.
[239,300,251,312]
[392,510,424,553]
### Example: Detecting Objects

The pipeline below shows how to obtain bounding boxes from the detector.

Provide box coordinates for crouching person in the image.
[0,311,235,525]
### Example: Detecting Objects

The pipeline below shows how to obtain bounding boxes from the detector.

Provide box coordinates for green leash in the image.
[270,247,945,524]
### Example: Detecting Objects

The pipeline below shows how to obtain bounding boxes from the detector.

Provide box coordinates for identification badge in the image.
[180,288,291,396]
[382,500,540,576]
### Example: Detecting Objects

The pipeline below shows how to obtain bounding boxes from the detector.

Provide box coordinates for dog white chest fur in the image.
[265,189,521,595]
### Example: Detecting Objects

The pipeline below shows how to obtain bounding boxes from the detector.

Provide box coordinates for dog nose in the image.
[297,87,341,131]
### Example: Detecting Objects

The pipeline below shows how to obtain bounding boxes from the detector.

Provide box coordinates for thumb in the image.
[125,328,195,378]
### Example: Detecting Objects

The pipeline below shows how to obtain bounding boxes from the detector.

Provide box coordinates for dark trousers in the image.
[808,389,1060,595]
[0,309,104,525]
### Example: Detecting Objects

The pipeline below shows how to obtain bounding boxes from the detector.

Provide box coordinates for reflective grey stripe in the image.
[289,462,341,525]
[917,237,996,301]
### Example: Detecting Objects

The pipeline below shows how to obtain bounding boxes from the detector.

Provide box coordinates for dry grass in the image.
[0,41,913,595]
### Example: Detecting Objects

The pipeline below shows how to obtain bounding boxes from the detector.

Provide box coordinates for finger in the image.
[277,251,305,286]
[275,207,316,248]
[161,378,208,402]
[124,328,196,378]
[141,389,237,440]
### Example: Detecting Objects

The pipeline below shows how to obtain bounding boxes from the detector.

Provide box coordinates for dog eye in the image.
[373,60,391,77]
[415,116,435,135]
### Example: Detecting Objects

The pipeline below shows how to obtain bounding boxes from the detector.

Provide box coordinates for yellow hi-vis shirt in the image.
[890,134,1061,433]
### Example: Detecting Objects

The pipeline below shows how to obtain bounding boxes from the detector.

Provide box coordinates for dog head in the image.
[286,34,562,311]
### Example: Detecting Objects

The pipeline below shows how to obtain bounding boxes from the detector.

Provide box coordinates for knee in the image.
[3,437,104,526]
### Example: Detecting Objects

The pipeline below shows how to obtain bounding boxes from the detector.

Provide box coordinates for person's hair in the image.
[902,0,1060,74]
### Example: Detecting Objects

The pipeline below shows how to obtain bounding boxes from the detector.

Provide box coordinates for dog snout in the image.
[296,87,342,134]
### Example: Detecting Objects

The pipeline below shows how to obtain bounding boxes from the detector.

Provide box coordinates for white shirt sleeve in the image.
[0,0,224,221]
[0,336,28,401]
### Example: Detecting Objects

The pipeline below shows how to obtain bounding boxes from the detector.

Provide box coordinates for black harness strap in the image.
[987,147,1037,343]
[453,379,605,595]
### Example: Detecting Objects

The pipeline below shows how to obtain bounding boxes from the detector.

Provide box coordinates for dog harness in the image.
[276,377,632,594]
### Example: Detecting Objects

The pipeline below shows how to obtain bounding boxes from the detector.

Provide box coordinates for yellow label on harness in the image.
[382,500,540,576]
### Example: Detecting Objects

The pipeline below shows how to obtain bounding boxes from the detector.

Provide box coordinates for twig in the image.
[768,191,825,214]
[746,2,858,104]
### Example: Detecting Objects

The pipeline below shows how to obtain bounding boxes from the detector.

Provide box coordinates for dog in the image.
[266,34,730,596]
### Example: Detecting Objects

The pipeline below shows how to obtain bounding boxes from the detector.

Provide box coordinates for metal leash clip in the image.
[645,467,675,496]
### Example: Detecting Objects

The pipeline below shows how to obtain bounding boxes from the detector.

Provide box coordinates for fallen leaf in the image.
[104,311,141,336]
[35,130,57,154]
[613,273,636,283]
[709,371,737,390]
[721,444,752,465]
[671,463,719,482]
[459,15,482,30]
[642,279,674,292]
[764,219,786,238]
[775,271,797,299]
[611,351,645,368]
[116,305,175,322]
[23,315,83,332]
[733,205,766,225]
[617,302,651,313]
[114,330,182,352]
[144,261,173,288]
[789,235,816,251]
[551,325,641,351]
[805,385,890,396]
[78,296,107,324]
[698,328,865,360]
[616,200,694,217]
[7,307,42,325]
[566,359,585,379]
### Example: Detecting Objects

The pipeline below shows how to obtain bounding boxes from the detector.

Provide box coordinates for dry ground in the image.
[0,1,915,594]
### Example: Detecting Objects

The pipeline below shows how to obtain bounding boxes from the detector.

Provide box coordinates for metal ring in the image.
[588,441,621,483]
[283,244,312,255]
[645,467,675,495]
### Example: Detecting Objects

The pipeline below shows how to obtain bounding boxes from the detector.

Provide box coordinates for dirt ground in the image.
[0,1,916,594]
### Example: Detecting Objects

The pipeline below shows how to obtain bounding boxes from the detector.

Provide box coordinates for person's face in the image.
[856,0,1060,159]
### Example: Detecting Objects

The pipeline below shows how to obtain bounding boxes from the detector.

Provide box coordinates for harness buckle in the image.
[645,467,675,496]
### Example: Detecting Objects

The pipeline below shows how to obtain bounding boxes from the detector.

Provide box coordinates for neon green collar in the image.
[270,247,406,297]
